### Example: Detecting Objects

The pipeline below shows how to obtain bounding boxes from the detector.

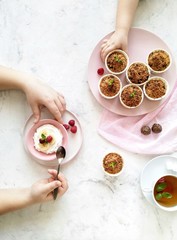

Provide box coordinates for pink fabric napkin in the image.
[98,82,177,155]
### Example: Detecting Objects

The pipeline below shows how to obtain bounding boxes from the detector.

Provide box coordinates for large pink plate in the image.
[88,28,177,116]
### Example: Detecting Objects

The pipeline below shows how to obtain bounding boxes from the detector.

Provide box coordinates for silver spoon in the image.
[53,146,66,200]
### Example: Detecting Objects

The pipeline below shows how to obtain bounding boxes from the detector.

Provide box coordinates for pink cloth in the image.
[98,82,177,155]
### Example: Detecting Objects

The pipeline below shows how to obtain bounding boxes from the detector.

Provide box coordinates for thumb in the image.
[43,181,61,195]
[31,104,41,123]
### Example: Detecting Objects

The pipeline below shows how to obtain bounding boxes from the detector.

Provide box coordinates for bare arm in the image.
[0,65,66,123]
[101,0,139,61]
[115,0,139,34]
[0,170,68,215]
[0,188,36,214]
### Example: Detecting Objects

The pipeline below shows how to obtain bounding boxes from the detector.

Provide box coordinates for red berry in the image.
[39,139,45,144]
[46,135,53,143]
[97,68,104,75]
[63,124,70,130]
[68,119,75,126]
[158,177,165,183]
[70,126,77,134]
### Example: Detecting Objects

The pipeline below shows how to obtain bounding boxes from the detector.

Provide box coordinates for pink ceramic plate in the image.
[88,28,177,116]
[23,109,83,166]
[25,119,68,162]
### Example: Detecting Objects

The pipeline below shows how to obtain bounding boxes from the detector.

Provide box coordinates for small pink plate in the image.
[25,119,68,162]
[23,109,83,166]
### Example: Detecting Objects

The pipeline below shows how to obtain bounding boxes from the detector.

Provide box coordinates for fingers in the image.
[100,41,108,50]
[54,96,66,114]
[45,170,68,200]
[43,94,66,124]
[44,101,63,123]
[44,180,61,195]
[58,173,68,190]
[48,169,65,181]
[31,104,41,123]
[101,45,114,62]
[48,169,57,179]
[48,169,68,190]
[100,39,115,61]
[58,94,66,111]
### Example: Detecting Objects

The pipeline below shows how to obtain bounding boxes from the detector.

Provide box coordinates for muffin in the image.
[103,152,124,176]
[120,84,144,108]
[143,77,169,101]
[126,62,150,86]
[105,49,129,75]
[98,74,122,99]
[147,49,171,74]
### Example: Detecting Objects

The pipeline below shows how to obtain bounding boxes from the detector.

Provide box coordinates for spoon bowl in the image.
[56,146,66,161]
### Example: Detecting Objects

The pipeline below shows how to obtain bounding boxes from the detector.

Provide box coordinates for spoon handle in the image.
[53,164,61,200]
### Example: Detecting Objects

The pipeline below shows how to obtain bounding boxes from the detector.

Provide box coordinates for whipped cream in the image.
[33,124,63,154]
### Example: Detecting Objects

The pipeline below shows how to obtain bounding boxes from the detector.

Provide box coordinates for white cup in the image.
[143,171,177,211]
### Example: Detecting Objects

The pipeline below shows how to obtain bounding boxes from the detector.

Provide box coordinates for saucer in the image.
[140,155,177,206]
[23,108,83,166]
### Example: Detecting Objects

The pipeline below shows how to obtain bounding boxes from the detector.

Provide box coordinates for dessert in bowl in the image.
[126,62,150,86]
[105,49,129,75]
[102,152,124,177]
[98,74,122,99]
[119,84,144,109]
[147,49,171,74]
[143,76,169,101]
[25,119,68,165]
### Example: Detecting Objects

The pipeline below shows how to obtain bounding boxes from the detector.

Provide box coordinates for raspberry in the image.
[39,139,45,144]
[63,124,70,130]
[70,126,77,134]
[46,135,53,143]
[68,119,75,126]
[158,177,165,183]
[97,68,104,75]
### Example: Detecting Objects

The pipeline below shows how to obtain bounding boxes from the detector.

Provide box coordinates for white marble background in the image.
[0,0,177,239]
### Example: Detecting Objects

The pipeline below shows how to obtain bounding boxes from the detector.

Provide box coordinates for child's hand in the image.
[100,29,128,62]
[24,79,66,123]
[30,170,68,203]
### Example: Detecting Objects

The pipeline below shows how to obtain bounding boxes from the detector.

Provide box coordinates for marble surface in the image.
[0,0,177,239]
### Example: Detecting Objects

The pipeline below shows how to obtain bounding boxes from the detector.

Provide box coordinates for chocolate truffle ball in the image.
[152,123,162,133]
[141,125,151,135]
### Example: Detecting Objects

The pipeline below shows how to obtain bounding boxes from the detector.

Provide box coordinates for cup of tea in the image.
[152,174,177,211]
[145,174,177,211]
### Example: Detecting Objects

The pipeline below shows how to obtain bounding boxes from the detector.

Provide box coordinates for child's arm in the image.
[101,0,139,61]
[115,0,139,35]
[0,170,68,215]
[0,65,66,123]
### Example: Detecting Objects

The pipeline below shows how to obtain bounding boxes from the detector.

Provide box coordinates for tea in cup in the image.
[152,174,177,211]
